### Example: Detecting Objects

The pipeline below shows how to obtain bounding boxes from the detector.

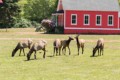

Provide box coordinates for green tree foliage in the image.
[0,0,21,28]
[24,0,57,22]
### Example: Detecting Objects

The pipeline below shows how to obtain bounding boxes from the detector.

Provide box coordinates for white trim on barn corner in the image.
[118,13,119,29]
[71,14,77,25]
[108,15,114,26]
[96,15,102,26]
[84,14,90,25]
[64,10,66,29]
[64,27,120,30]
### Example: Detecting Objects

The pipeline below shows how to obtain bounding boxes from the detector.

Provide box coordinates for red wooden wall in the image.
[65,10,119,29]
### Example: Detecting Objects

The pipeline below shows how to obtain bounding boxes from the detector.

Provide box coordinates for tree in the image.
[24,0,57,22]
[0,0,21,30]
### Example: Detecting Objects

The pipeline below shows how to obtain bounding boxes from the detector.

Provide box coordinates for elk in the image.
[62,36,74,55]
[27,40,47,60]
[53,39,62,56]
[12,39,33,57]
[92,38,104,57]
[75,35,85,55]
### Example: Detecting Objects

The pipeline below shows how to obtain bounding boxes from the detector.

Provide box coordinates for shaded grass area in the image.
[0,28,120,80]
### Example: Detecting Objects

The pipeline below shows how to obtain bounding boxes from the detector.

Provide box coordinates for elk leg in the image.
[78,47,80,55]
[68,46,71,55]
[59,47,61,56]
[19,49,22,56]
[102,49,104,55]
[100,49,102,56]
[43,48,46,58]
[56,48,58,56]
[102,46,104,55]
[101,48,104,56]
[23,48,25,56]
[34,51,36,59]
[82,47,84,54]
[62,47,66,55]
[98,49,100,56]
[65,48,66,54]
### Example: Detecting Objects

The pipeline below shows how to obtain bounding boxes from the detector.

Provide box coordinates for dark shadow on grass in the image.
[90,55,99,57]
[11,55,26,57]
[24,58,43,61]
[47,55,54,58]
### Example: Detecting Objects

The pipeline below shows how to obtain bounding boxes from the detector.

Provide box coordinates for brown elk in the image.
[75,35,85,55]
[12,39,33,57]
[53,39,62,56]
[62,36,74,55]
[27,40,47,60]
[92,38,104,57]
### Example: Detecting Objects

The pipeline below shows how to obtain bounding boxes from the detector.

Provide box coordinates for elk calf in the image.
[12,39,33,57]
[75,35,85,55]
[92,38,104,57]
[62,36,74,55]
[53,39,62,56]
[27,40,47,60]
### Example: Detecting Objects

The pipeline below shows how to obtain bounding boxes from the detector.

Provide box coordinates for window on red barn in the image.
[108,15,114,26]
[96,15,102,26]
[84,14,90,25]
[71,14,77,25]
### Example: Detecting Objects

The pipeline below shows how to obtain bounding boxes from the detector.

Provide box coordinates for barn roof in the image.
[62,0,119,11]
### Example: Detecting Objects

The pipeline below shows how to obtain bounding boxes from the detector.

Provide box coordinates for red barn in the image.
[52,0,120,34]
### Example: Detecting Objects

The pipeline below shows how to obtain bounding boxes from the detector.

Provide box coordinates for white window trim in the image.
[84,14,90,25]
[96,15,102,26]
[108,15,114,26]
[71,14,77,25]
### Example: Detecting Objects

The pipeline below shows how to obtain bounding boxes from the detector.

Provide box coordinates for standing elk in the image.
[62,36,74,55]
[53,39,62,56]
[12,39,33,57]
[75,35,85,55]
[92,38,104,57]
[27,40,47,60]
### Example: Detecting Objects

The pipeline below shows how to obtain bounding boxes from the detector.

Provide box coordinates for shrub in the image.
[31,21,41,28]
[14,18,32,28]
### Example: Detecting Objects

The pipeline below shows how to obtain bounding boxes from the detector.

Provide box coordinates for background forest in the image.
[0,0,58,28]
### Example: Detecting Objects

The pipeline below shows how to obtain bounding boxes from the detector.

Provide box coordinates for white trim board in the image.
[64,27,120,30]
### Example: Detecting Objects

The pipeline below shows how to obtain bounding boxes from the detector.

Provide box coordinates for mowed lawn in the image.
[0,28,120,80]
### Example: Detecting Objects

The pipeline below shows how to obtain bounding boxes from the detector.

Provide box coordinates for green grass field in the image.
[0,28,120,80]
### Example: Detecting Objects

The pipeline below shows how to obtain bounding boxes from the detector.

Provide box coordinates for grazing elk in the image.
[27,40,47,60]
[53,39,62,56]
[12,39,33,57]
[92,38,104,57]
[62,36,74,55]
[75,35,85,55]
